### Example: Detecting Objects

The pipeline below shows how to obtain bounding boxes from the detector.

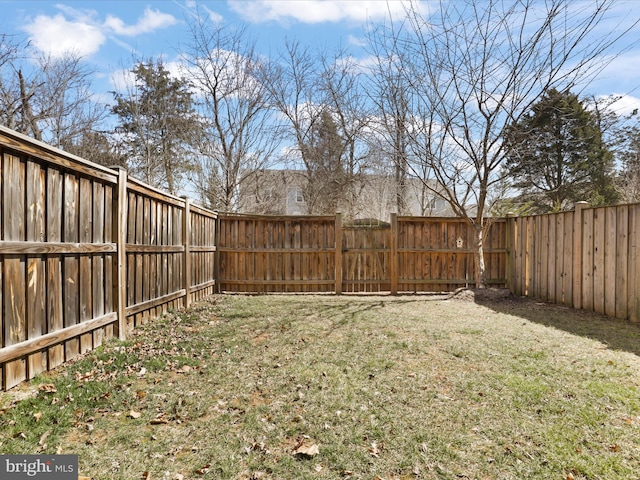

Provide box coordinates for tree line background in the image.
[1,0,639,286]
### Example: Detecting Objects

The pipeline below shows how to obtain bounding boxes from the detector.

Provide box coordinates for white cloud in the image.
[22,5,177,59]
[595,94,640,117]
[348,34,366,47]
[104,7,177,36]
[203,6,224,24]
[228,0,420,24]
[23,13,106,58]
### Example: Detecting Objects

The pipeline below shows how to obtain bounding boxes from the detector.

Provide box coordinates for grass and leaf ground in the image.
[2,292,640,479]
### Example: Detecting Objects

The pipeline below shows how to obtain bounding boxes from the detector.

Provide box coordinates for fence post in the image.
[335,213,343,294]
[113,167,128,340]
[214,214,221,293]
[390,213,398,295]
[572,201,589,309]
[182,197,191,308]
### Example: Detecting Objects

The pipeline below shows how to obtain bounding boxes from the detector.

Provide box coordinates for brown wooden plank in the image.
[183,199,191,307]
[26,160,47,378]
[572,202,588,309]
[92,182,105,324]
[629,204,640,322]
[3,152,27,388]
[79,177,93,354]
[63,172,80,360]
[592,208,606,315]
[46,168,64,369]
[562,212,574,306]
[582,208,594,312]
[615,205,629,319]
[604,207,617,318]
[542,214,557,303]
[0,127,118,184]
[0,313,117,364]
[553,212,567,304]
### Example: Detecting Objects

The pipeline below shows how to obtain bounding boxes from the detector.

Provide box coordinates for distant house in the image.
[237,169,454,221]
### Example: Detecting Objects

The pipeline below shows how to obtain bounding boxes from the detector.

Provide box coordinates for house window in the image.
[295,189,304,203]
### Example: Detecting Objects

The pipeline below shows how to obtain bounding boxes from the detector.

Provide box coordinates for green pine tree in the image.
[504,88,618,212]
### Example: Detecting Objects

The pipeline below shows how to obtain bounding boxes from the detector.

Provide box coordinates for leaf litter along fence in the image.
[1,125,640,390]
[0,126,217,390]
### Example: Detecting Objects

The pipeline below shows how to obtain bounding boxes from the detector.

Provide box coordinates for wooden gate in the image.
[341,222,391,292]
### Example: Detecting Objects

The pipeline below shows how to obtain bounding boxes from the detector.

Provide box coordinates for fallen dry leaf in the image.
[369,442,380,458]
[33,411,42,422]
[150,415,169,425]
[38,384,57,393]
[128,410,142,419]
[38,430,51,446]
[195,463,211,474]
[292,443,320,457]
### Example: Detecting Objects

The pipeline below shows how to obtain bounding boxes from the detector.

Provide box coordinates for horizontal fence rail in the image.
[0,126,217,390]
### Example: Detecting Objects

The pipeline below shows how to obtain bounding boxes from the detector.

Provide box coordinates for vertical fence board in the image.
[553,214,563,305]
[615,206,628,319]
[627,204,640,322]
[561,212,573,306]
[582,208,594,312]
[3,153,27,388]
[26,161,46,378]
[604,207,617,318]
[63,173,80,360]
[46,169,64,369]
[593,208,605,315]
[79,177,93,353]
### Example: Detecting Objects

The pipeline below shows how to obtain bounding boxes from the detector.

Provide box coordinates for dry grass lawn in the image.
[2,291,640,479]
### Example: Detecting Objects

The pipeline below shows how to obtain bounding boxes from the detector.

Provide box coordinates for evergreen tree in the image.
[618,122,640,202]
[504,89,618,212]
[301,110,347,214]
[111,60,198,194]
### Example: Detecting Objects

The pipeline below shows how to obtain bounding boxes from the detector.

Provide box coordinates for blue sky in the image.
[1,1,403,96]
[2,0,640,115]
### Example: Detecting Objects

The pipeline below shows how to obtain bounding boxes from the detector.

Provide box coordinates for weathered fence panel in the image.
[342,223,391,293]
[0,126,217,390]
[216,214,336,293]
[0,129,119,389]
[397,217,507,292]
[507,203,640,322]
[217,214,507,294]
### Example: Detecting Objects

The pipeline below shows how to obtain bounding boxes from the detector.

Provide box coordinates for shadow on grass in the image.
[474,290,640,357]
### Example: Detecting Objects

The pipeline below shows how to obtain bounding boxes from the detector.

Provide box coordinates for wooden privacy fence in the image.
[4,125,640,390]
[508,202,640,323]
[0,126,217,390]
[215,213,507,293]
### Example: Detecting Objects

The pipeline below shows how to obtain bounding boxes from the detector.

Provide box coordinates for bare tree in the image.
[377,0,638,287]
[318,50,371,217]
[38,53,110,152]
[262,40,327,212]
[0,45,110,160]
[182,17,280,211]
[264,41,372,216]
[366,23,414,216]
